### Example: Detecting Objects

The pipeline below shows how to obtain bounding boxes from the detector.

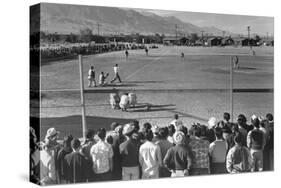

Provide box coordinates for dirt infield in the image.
[38,46,274,139]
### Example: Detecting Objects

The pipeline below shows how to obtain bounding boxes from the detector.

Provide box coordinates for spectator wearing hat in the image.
[119,124,141,180]
[205,117,217,143]
[39,128,61,185]
[209,127,228,174]
[226,133,253,173]
[139,129,162,179]
[170,114,183,131]
[56,135,73,184]
[163,131,193,177]
[151,125,160,143]
[64,138,88,183]
[247,116,265,172]
[155,127,173,177]
[177,124,190,145]
[90,128,113,181]
[188,125,210,175]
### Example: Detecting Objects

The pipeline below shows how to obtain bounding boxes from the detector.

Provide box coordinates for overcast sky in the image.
[140,9,274,36]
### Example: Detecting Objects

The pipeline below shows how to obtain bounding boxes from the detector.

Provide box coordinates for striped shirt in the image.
[189,137,210,169]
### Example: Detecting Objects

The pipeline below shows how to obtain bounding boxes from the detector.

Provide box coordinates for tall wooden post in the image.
[230,56,234,122]
[78,55,87,139]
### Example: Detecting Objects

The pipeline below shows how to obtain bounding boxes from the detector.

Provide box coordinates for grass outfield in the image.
[38,46,274,139]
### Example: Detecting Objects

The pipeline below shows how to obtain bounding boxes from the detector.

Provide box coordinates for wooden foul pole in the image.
[78,55,87,139]
[230,56,234,122]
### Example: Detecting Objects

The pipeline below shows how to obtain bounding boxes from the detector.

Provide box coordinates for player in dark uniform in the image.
[125,50,129,60]
[181,52,184,60]
[145,48,148,56]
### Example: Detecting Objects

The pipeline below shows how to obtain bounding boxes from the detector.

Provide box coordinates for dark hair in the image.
[234,133,242,144]
[158,127,169,139]
[115,64,118,66]
[238,114,247,123]
[260,119,267,128]
[132,120,140,132]
[224,112,230,121]
[168,124,175,136]
[174,114,179,120]
[110,122,119,131]
[71,138,81,150]
[101,71,104,74]
[178,125,188,136]
[214,127,223,139]
[231,123,239,133]
[199,125,207,137]
[63,135,73,149]
[251,118,260,128]
[189,124,201,137]
[266,113,273,121]
[97,128,106,140]
[91,66,94,69]
[143,122,152,131]
[85,129,95,140]
[144,129,153,141]
[106,135,113,145]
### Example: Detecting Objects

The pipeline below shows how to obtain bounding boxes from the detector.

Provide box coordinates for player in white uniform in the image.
[87,66,96,87]
[110,64,122,83]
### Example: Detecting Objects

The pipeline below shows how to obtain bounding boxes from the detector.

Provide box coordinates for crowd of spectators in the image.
[30,42,149,60]
[30,112,274,185]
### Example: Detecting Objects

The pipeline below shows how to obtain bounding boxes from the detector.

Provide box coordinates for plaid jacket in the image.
[189,137,210,169]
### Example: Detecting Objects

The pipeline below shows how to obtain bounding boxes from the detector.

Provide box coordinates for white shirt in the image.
[90,140,113,174]
[88,69,94,76]
[114,66,119,74]
[120,95,129,106]
[40,149,56,182]
[139,141,162,177]
[209,139,228,163]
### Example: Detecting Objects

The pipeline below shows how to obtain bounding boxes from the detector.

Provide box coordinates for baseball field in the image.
[37,46,274,139]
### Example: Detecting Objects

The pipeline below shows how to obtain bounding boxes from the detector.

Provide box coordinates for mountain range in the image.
[39,3,230,36]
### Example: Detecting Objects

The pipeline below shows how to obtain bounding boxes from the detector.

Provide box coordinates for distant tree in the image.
[255,35,261,42]
[79,28,93,42]
[66,33,78,43]
[190,33,199,42]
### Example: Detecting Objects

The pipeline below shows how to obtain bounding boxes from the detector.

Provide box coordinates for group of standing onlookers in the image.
[30,112,274,185]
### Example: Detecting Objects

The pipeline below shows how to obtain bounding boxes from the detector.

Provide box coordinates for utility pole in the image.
[201,30,204,45]
[247,26,252,49]
[97,22,102,36]
[78,55,87,140]
[175,24,178,45]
